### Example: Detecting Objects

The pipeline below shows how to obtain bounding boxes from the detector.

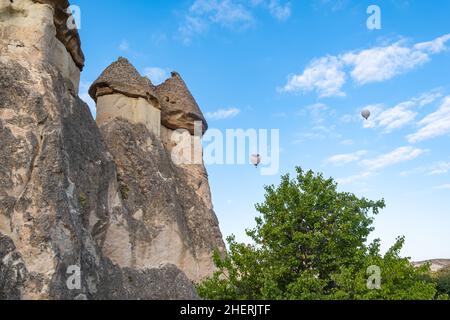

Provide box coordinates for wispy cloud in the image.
[206,107,241,120]
[363,90,442,133]
[293,125,341,143]
[316,0,349,11]
[415,34,450,54]
[143,67,169,85]
[324,150,367,166]
[179,0,291,43]
[341,43,428,85]
[429,161,450,175]
[258,0,292,20]
[361,146,427,171]
[119,40,130,52]
[297,103,332,123]
[434,184,450,190]
[282,56,346,97]
[407,96,450,143]
[400,160,450,177]
[336,171,374,185]
[337,146,427,185]
[281,34,450,97]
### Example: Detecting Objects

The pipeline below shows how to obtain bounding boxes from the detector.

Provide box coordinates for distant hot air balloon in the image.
[361,109,371,120]
[250,154,262,168]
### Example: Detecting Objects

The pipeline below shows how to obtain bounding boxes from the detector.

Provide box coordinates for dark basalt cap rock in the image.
[155,72,208,135]
[33,0,85,70]
[89,57,160,108]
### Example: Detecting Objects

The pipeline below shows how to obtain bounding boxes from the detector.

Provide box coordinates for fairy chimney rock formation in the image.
[156,72,208,135]
[1,0,203,299]
[89,57,161,136]
[0,0,83,93]
[89,59,226,282]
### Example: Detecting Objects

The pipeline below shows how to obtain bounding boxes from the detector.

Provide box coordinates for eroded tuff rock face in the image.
[0,0,82,92]
[90,59,226,282]
[98,120,225,282]
[32,0,85,70]
[0,0,200,300]
[90,58,162,137]
[0,56,198,300]
[156,72,208,135]
[89,57,159,106]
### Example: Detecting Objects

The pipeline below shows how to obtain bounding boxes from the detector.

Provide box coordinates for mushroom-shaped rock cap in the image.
[155,72,208,135]
[89,57,160,108]
[33,0,85,70]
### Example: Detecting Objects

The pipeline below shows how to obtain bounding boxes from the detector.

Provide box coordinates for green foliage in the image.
[433,266,450,296]
[198,167,446,300]
[78,191,88,209]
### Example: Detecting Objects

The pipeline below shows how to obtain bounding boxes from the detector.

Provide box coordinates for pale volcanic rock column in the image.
[90,63,226,282]
[89,57,162,137]
[0,0,84,93]
[156,72,213,209]
[156,72,226,280]
[0,1,199,299]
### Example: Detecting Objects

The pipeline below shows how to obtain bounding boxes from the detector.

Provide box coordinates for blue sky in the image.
[74,0,450,261]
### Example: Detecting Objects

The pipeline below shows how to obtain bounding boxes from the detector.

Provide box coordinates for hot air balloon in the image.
[250,154,262,168]
[361,109,371,120]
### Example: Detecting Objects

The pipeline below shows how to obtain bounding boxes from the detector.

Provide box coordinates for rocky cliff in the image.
[89,58,226,282]
[0,0,224,300]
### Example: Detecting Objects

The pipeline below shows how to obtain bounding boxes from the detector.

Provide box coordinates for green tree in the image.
[198,167,446,300]
[433,266,450,296]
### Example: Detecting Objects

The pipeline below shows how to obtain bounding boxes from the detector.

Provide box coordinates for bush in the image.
[434,267,450,296]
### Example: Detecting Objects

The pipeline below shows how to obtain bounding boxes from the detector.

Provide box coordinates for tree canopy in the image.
[198,167,447,300]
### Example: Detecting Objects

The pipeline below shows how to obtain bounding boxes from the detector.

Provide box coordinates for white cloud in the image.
[206,107,241,120]
[434,184,450,190]
[325,150,367,166]
[360,90,442,133]
[119,40,130,51]
[195,0,253,27]
[179,0,290,43]
[407,96,450,143]
[298,103,331,123]
[337,146,427,185]
[336,172,374,185]
[293,125,341,143]
[361,104,386,128]
[399,160,450,177]
[374,104,417,133]
[415,90,444,107]
[265,0,292,20]
[143,67,169,85]
[341,43,429,85]
[281,34,450,97]
[282,56,346,97]
[415,34,450,54]
[399,166,427,178]
[317,0,349,11]
[361,146,427,171]
[429,162,450,175]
